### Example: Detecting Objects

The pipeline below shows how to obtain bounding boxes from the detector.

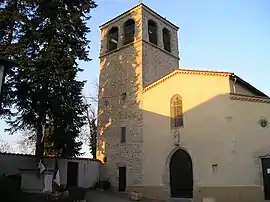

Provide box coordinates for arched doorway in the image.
[169,149,193,198]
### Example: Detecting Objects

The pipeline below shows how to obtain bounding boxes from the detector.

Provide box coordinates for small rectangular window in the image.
[212,164,218,173]
[121,127,126,143]
[121,93,127,101]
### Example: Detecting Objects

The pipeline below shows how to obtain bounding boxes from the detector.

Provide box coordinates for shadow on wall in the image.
[143,92,270,201]
[99,81,270,201]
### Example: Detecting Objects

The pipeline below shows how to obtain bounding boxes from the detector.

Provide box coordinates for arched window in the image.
[124,19,135,45]
[170,95,183,128]
[148,20,157,45]
[107,27,118,52]
[163,28,171,52]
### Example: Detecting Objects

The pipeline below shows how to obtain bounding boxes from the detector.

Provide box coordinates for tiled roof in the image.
[230,93,270,104]
[99,3,179,29]
[0,152,102,163]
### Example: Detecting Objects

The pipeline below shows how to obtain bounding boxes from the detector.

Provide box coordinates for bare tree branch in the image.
[17,130,36,154]
[81,78,98,158]
[0,138,13,153]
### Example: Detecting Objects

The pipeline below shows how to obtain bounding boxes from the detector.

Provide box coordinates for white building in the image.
[0,152,102,192]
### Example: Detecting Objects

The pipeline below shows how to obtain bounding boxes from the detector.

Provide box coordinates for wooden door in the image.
[118,166,126,192]
[67,162,79,187]
[262,158,270,200]
[170,149,193,198]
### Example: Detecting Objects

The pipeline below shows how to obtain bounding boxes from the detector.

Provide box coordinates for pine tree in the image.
[0,0,28,116]
[1,0,97,159]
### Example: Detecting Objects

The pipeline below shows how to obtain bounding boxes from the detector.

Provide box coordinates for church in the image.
[96,3,270,202]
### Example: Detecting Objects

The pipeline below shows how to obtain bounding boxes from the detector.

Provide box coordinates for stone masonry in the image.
[97,3,180,192]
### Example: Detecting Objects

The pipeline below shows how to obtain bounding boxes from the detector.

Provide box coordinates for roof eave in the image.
[99,3,179,30]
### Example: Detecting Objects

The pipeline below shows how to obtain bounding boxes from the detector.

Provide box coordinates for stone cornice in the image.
[99,3,179,30]
[230,93,270,104]
[99,39,142,59]
[143,69,232,93]
[99,38,179,60]
[99,4,142,29]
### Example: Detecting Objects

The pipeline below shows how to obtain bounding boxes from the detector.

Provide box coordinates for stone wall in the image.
[98,7,144,187]
[97,3,180,192]
[141,6,179,87]
[142,41,179,87]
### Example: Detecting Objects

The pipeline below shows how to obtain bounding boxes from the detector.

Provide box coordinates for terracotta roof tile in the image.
[0,152,102,164]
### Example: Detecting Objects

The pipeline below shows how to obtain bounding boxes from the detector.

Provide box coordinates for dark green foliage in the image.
[89,118,97,158]
[84,101,97,159]
[0,0,97,158]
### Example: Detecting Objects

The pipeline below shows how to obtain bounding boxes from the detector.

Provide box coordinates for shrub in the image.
[57,184,67,192]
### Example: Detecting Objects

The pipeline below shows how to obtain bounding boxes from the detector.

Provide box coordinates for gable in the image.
[229,75,268,98]
[143,69,269,99]
[143,69,231,93]
[143,70,231,116]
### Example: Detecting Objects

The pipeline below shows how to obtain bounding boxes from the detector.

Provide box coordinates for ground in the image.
[19,190,165,202]
[85,190,165,202]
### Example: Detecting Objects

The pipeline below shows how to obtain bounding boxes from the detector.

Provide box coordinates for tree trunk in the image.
[35,83,48,163]
[35,120,44,163]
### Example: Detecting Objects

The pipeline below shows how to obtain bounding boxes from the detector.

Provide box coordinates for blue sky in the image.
[1,0,270,155]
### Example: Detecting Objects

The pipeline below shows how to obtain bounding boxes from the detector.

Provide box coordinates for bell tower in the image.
[97,3,179,192]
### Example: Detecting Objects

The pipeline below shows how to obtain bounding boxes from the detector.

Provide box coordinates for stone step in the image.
[168,198,193,202]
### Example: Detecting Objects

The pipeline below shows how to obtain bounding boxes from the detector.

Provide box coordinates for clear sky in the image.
[1,0,270,155]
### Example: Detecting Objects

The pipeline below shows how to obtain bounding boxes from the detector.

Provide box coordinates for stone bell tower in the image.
[97,3,179,192]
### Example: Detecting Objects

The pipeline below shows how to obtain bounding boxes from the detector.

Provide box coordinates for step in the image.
[168,198,193,202]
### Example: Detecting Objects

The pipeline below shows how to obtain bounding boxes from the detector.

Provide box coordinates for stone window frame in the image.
[107,26,119,52]
[123,19,135,45]
[170,94,184,128]
[162,27,171,52]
